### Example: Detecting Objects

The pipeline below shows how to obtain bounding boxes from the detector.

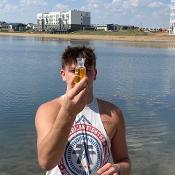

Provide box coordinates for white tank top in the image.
[46,97,113,175]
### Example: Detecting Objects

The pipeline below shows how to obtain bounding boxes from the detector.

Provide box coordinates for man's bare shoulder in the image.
[97,98,125,138]
[35,96,63,124]
[38,97,63,111]
[97,98,122,117]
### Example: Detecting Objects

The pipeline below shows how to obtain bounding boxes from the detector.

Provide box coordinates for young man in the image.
[35,46,131,175]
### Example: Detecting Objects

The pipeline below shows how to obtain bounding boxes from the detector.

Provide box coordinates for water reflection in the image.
[121,41,175,49]
[168,42,175,49]
[35,37,91,46]
[0,36,175,175]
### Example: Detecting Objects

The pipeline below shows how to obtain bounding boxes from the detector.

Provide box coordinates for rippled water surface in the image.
[0,36,175,175]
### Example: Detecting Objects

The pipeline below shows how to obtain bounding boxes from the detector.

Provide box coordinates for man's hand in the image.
[96,163,121,175]
[62,76,89,117]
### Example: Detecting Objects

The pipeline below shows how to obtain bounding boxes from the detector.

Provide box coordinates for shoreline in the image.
[0,32,175,42]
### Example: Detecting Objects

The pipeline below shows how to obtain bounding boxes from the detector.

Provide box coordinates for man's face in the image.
[61,62,97,89]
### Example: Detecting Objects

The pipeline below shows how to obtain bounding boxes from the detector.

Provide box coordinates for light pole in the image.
[169,0,175,35]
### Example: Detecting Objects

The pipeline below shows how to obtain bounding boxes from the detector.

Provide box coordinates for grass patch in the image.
[71,30,149,36]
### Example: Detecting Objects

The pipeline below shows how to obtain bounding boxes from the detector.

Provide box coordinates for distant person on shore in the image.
[35,46,131,175]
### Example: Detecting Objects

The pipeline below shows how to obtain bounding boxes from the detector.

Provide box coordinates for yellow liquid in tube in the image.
[74,67,86,83]
[74,58,86,83]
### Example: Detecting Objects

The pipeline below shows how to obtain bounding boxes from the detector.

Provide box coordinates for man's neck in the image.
[86,93,93,105]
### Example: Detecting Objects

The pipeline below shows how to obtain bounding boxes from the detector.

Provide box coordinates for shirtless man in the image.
[35,46,131,175]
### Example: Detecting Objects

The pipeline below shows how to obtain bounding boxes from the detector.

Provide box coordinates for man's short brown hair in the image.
[61,46,96,68]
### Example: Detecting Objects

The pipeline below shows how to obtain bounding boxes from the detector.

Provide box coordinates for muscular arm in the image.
[35,77,88,170]
[35,103,75,170]
[97,101,131,175]
[111,109,131,175]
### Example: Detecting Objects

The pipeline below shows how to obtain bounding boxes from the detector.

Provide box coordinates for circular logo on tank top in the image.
[58,124,110,175]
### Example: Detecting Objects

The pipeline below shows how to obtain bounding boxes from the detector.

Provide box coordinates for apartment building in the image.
[37,10,90,32]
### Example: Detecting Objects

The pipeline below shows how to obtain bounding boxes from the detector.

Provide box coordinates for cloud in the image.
[80,0,170,27]
[130,0,140,7]
[81,0,104,14]
[111,0,140,8]
[81,0,141,24]
[53,3,69,12]
[0,1,17,13]
[20,0,47,6]
[147,1,163,8]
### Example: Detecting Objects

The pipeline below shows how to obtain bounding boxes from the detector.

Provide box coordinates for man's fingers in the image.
[97,163,113,174]
[96,163,119,175]
[75,86,87,102]
[103,166,116,175]
[68,77,88,99]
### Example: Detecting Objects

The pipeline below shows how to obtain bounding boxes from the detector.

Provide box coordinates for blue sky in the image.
[0,0,171,28]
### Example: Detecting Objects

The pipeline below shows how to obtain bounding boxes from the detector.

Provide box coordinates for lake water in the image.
[0,36,175,175]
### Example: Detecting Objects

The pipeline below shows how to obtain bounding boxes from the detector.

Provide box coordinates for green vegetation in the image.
[0,29,164,37]
[71,29,149,36]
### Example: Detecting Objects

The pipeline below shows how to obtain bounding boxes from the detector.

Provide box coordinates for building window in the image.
[62,14,65,20]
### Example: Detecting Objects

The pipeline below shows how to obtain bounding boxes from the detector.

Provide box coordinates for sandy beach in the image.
[1,32,175,42]
[0,32,175,42]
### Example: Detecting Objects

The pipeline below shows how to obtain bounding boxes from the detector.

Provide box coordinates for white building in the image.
[26,23,36,30]
[169,0,175,35]
[37,10,90,32]
[95,24,118,31]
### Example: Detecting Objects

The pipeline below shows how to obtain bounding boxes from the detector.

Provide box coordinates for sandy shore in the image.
[0,32,175,42]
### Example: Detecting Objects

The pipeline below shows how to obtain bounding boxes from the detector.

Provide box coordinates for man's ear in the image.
[94,69,97,80]
[60,69,66,81]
